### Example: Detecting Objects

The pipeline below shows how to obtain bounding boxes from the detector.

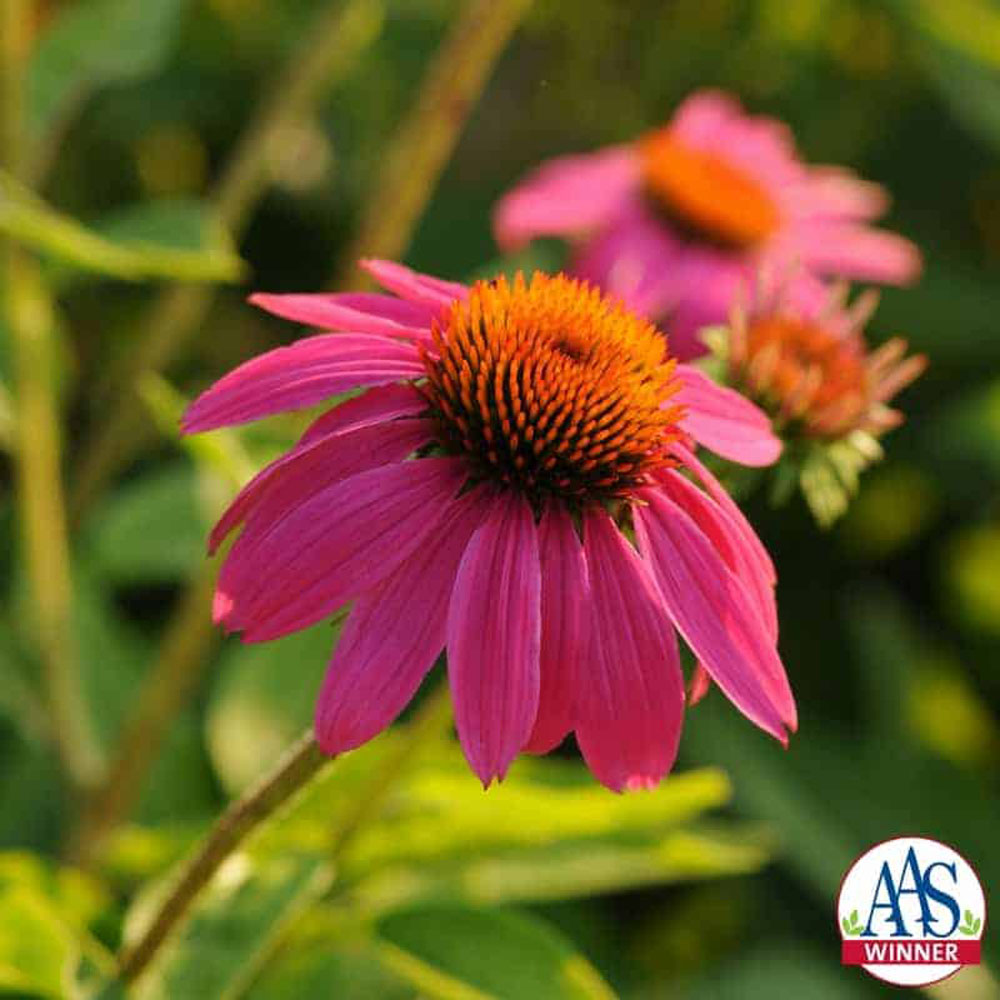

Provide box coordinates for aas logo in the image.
[838,836,987,987]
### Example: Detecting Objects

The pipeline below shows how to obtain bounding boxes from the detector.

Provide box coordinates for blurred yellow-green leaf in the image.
[0,174,244,282]
[376,903,617,1000]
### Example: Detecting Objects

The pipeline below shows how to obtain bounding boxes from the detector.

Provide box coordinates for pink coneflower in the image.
[708,277,927,525]
[493,89,922,359]
[183,260,796,791]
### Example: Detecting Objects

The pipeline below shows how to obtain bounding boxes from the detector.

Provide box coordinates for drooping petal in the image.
[217,457,467,641]
[250,291,435,343]
[673,443,775,585]
[635,487,795,740]
[655,467,777,642]
[524,503,589,754]
[447,492,541,786]
[493,147,640,250]
[360,259,467,308]
[209,417,431,554]
[574,509,685,793]
[315,487,489,755]
[675,364,782,467]
[181,333,424,432]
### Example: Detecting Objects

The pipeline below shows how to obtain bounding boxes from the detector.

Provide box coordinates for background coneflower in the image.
[493,90,922,359]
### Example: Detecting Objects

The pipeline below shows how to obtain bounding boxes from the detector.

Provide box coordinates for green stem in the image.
[117,732,329,985]
[68,0,385,521]
[2,0,103,789]
[117,681,453,986]
[333,0,534,289]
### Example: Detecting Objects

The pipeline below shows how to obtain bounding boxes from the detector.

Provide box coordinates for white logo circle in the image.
[838,836,986,987]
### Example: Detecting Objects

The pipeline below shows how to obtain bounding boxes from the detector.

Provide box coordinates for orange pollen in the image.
[421,272,685,507]
[744,316,870,437]
[639,129,780,249]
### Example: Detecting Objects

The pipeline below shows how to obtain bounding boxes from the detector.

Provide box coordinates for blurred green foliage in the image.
[1,0,1000,997]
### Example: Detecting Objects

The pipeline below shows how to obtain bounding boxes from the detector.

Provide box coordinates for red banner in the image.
[842,939,981,966]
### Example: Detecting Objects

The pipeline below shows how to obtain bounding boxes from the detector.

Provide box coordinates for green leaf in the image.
[27,0,189,139]
[352,825,772,913]
[0,854,112,998]
[246,927,413,1000]
[841,916,851,933]
[376,903,616,1000]
[85,464,207,584]
[0,172,245,282]
[849,909,858,925]
[134,854,334,1000]
[0,885,78,997]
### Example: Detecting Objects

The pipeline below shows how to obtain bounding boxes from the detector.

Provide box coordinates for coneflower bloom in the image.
[493,89,921,359]
[708,278,927,526]
[182,259,796,791]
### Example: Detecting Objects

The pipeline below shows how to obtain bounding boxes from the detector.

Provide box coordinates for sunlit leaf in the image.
[0,885,78,998]
[352,824,772,912]
[376,903,616,1000]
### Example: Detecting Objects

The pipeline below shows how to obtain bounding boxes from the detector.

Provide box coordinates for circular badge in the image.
[838,836,987,988]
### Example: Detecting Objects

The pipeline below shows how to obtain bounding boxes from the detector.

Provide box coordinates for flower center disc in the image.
[640,130,779,248]
[422,273,684,508]
[745,316,869,435]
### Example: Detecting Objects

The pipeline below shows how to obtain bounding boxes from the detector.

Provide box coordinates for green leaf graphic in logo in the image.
[842,910,863,936]
[958,911,981,936]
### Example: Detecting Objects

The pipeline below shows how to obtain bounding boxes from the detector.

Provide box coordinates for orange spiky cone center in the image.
[422,272,684,507]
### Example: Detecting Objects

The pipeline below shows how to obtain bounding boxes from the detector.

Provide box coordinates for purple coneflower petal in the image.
[209,417,431,555]
[295,383,427,448]
[447,492,541,787]
[181,333,424,432]
[792,169,889,221]
[217,457,466,641]
[793,223,922,286]
[656,468,777,642]
[494,147,639,250]
[360,259,467,308]
[249,291,436,343]
[675,364,782,467]
[635,488,794,741]
[315,487,489,755]
[574,510,684,793]
[523,503,589,755]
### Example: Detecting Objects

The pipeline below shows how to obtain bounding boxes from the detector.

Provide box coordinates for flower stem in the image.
[117,681,454,986]
[332,0,534,289]
[68,0,385,521]
[117,731,329,985]
[2,0,104,789]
